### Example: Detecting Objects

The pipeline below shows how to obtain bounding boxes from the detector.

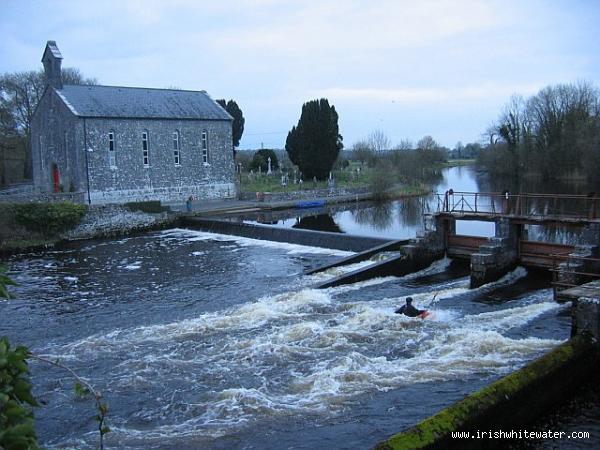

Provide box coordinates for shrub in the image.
[249,149,279,172]
[369,164,396,200]
[0,337,39,450]
[0,268,39,449]
[11,202,87,236]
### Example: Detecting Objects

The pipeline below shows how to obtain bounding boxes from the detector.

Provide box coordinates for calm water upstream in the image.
[1,165,597,449]
[242,166,590,244]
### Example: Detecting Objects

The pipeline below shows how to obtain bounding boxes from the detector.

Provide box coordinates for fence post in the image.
[589,194,597,220]
[444,190,449,212]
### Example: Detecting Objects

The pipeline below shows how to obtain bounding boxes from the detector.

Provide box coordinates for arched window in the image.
[142,131,149,166]
[173,131,180,165]
[108,131,116,168]
[201,130,209,164]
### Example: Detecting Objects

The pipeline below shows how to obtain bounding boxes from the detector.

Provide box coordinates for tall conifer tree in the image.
[285,98,342,180]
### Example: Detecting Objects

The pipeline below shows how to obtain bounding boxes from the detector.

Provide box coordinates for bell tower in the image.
[41,40,63,89]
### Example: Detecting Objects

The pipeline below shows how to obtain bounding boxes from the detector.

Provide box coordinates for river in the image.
[0,165,597,449]
[242,166,591,244]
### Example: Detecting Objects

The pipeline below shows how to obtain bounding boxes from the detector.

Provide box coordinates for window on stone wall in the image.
[201,130,209,164]
[173,131,180,165]
[39,136,44,171]
[108,131,116,168]
[142,131,149,166]
[64,131,70,172]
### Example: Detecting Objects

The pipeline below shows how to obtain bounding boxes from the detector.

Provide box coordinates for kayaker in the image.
[395,297,426,317]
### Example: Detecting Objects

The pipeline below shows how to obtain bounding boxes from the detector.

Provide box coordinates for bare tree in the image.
[416,135,439,151]
[0,68,96,179]
[352,139,374,167]
[368,129,391,152]
[479,81,600,181]
[394,138,413,151]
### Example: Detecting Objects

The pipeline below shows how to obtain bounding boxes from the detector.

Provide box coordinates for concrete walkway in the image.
[164,192,375,216]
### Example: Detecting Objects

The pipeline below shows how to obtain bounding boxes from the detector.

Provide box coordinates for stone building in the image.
[30,41,235,204]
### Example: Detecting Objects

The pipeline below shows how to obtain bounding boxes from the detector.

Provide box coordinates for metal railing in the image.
[436,190,600,220]
[549,253,600,299]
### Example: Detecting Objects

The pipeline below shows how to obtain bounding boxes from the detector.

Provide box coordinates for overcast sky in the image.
[2,0,599,150]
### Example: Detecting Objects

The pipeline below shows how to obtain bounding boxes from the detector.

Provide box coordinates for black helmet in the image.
[406,297,413,303]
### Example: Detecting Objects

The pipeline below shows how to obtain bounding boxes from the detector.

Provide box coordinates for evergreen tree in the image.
[285,98,343,180]
[216,99,245,149]
[249,149,279,172]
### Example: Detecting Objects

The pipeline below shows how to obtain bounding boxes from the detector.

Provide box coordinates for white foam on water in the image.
[307,260,379,281]
[306,257,456,294]
[159,228,354,256]
[461,301,565,332]
[46,289,334,355]
[399,257,453,280]
[327,276,400,293]
[42,263,565,444]
[479,266,529,290]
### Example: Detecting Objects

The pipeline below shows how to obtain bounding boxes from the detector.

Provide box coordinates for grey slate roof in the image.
[43,41,62,60]
[55,84,232,121]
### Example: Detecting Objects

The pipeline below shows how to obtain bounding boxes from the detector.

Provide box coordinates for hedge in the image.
[11,202,87,236]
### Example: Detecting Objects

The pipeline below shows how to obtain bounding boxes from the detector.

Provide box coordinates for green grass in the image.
[240,168,373,193]
[442,159,475,167]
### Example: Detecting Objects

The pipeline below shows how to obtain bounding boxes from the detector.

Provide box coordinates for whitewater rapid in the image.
[29,229,567,448]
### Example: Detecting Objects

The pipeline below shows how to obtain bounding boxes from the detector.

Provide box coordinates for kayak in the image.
[418,310,431,319]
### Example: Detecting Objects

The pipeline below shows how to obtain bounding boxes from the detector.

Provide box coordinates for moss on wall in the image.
[375,335,598,450]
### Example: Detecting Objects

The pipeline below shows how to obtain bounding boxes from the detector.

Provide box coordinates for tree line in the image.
[478,81,600,182]
[281,98,454,184]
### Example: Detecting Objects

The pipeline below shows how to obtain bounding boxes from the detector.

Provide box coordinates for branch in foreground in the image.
[28,353,110,450]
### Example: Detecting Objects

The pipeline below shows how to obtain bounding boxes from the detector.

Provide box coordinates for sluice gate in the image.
[308,191,600,296]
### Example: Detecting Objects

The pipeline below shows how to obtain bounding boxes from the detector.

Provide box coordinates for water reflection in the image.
[240,166,600,241]
[472,169,600,197]
[525,224,589,246]
[351,202,394,231]
[397,197,428,228]
[293,214,343,233]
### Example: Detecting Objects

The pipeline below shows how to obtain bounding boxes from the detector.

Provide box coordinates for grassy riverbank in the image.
[442,159,475,167]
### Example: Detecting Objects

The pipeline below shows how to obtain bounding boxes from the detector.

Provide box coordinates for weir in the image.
[180,216,391,252]
[434,191,600,291]
[312,214,445,288]
[371,191,600,449]
[182,192,600,296]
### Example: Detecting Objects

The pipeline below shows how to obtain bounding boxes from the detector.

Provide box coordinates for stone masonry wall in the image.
[84,117,235,204]
[31,88,83,193]
[32,90,236,204]
[62,204,176,240]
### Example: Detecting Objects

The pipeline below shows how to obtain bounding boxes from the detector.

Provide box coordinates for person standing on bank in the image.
[186,195,193,212]
[395,297,426,317]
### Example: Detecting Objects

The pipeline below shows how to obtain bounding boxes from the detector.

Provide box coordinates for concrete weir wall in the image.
[315,236,445,289]
[470,218,518,288]
[181,217,391,252]
[374,334,600,450]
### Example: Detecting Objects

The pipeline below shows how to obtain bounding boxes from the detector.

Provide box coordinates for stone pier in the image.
[470,218,519,288]
[574,297,600,342]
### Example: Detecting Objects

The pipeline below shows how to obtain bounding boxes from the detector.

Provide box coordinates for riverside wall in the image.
[61,204,176,240]
[374,334,600,450]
